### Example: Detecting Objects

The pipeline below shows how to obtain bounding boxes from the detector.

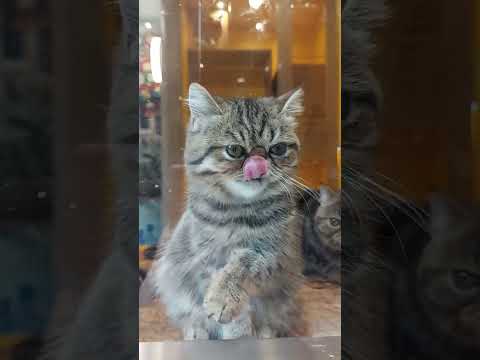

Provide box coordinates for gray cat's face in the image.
[417,197,480,350]
[314,187,341,253]
[185,83,303,200]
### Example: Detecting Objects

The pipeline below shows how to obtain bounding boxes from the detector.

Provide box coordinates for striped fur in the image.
[151,83,305,340]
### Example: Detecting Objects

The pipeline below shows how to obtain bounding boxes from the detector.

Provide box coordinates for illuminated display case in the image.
[139,0,341,342]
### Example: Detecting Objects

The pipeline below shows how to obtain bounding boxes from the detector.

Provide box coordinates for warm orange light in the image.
[249,0,264,10]
[255,22,265,32]
[337,146,341,190]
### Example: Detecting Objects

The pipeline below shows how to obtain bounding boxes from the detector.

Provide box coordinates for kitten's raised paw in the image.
[204,280,248,324]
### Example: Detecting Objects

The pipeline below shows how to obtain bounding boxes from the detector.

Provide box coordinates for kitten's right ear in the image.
[277,87,304,117]
[187,83,223,130]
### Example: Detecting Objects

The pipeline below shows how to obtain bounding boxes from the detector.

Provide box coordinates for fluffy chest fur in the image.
[169,194,302,290]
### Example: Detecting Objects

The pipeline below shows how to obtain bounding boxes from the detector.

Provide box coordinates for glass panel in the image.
[139,0,340,343]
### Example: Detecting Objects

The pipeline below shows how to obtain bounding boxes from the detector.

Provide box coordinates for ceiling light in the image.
[210,9,227,22]
[249,0,264,10]
[255,22,265,32]
[216,1,225,9]
[150,36,162,83]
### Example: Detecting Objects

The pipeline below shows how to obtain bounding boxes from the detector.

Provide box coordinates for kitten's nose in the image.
[249,146,267,158]
[243,155,269,181]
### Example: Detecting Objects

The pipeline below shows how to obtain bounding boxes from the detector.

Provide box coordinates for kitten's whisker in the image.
[341,189,360,223]
[282,174,318,198]
[271,169,309,204]
[344,159,428,217]
[270,171,296,203]
[343,169,415,227]
[343,164,428,220]
[270,166,317,200]
[343,166,428,231]
[344,176,408,259]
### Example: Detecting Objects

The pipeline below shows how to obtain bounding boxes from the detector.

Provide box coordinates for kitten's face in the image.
[185,83,303,200]
[417,197,480,351]
[314,187,341,252]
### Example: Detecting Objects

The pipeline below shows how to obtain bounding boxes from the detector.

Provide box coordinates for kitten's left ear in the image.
[277,87,304,117]
[187,83,223,130]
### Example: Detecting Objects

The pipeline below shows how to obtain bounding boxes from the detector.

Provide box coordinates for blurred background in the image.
[0,0,120,358]
[371,1,480,203]
[1,1,54,357]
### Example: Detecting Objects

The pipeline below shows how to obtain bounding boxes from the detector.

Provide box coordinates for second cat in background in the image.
[302,186,341,284]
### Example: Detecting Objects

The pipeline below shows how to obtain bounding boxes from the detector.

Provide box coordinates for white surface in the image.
[139,337,340,360]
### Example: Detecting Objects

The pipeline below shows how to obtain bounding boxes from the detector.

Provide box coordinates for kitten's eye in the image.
[329,218,340,227]
[270,142,288,156]
[452,270,480,291]
[225,145,246,159]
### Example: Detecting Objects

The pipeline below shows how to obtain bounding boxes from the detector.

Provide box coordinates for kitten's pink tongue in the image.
[243,155,269,181]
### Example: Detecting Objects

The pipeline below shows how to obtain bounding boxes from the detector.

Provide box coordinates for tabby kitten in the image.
[151,83,305,340]
[302,186,341,283]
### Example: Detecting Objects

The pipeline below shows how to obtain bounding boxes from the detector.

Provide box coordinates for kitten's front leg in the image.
[203,263,249,324]
[203,248,275,324]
